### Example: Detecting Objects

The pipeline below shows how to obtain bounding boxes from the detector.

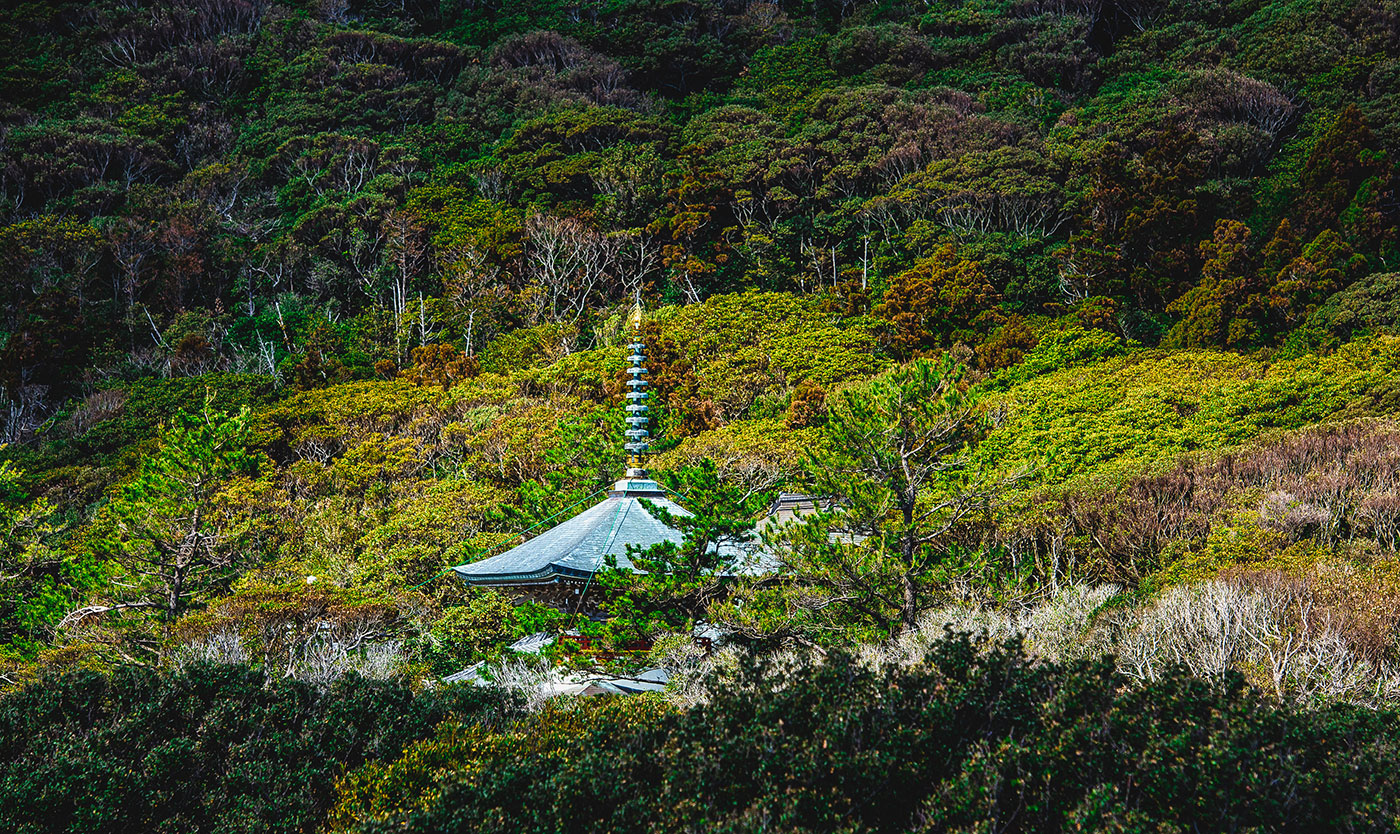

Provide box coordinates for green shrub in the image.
[986,325,1129,389]
[1295,271,1400,351]
[976,337,1400,486]
[75,375,278,461]
[0,663,513,834]
[339,638,1400,833]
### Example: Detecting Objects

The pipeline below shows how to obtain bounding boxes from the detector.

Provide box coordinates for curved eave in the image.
[451,565,569,586]
[451,562,605,586]
[453,547,775,586]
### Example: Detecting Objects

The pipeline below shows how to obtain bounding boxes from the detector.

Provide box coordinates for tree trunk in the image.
[167,558,185,622]
[900,497,919,633]
[900,569,918,634]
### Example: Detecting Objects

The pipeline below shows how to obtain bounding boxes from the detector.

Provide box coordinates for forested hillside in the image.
[2,0,1400,829]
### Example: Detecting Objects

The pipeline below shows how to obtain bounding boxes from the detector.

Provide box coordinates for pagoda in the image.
[452,302,691,611]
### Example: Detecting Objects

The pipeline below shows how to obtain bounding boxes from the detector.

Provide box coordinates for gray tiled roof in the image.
[453,489,691,586]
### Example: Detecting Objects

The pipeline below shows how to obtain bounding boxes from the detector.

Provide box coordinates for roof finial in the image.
[623,299,649,479]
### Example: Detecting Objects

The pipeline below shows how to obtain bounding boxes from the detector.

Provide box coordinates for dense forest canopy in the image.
[2,0,1396,403]
[3,0,1400,829]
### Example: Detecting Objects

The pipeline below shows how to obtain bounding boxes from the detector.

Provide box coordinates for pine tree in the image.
[101,396,258,623]
[599,461,770,640]
[742,356,991,640]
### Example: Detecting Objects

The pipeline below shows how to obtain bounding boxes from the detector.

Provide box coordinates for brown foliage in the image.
[975,315,1038,372]
[401,343,479,390]
[1225,568,1400,663]
[291,326,350,391]
[1002,420,1400,584]
[171,333,220,376]
[784,380,827,429]
[875,244,999,358]
[176,584,402,677]
[1299,104,1390,238]
[1073,296,1120,334]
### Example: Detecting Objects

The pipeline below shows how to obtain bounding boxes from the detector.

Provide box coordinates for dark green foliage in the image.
[0,292,102,402]
[75,375,278,461]
[348,638,1400,833]
[1305,271,1400,347]
[0,0,1396,399]
[491,107,669,206]
[0,663,513,834]
[9,639,1400,834]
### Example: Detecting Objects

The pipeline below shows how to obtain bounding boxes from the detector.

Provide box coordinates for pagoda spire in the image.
[623,300,650,478]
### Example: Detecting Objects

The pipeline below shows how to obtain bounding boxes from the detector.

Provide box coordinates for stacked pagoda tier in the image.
[624,322,649,476]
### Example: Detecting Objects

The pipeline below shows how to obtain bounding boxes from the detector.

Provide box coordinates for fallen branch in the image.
[58,601,158,631]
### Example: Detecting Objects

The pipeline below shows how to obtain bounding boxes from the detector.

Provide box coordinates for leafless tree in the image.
[103,216,157,312]
[380,210,429,356]
[524,213,624,324]
[172,627,250,670]
[0,385,49,444]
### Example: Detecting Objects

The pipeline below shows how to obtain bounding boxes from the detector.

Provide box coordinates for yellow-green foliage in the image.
[327,696,674,832]
[233,362,631,598]
[656,290,891,418]
[242,300,1400,612]
[976,337,1400,486]
[653,417,828,489]
[1159,519,1400,599]
[484,292,888,422]
[272,379,440,429]
[353,479,508,591]
[513,346,625,402]
[405,187,524,263]
[327,720,503,831]
[45,288,1400,669]
[479,322,585,374]
[1150,520,1301,587]
[174,577,404,669]
[421,591,517,672]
